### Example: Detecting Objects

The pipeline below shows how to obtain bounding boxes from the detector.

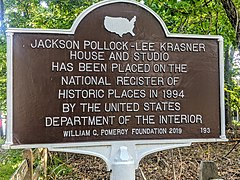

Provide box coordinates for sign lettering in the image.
[6,1,226,146]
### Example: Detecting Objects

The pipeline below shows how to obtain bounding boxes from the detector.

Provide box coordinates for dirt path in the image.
[48,141,240,179]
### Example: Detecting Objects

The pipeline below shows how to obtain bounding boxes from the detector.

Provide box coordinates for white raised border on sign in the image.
[3,0,227,177]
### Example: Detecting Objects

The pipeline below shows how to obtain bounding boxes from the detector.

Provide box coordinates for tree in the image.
[3,0,100,29]
[220,0,240,49]
[144,0,239,125]
[220,0,240,124]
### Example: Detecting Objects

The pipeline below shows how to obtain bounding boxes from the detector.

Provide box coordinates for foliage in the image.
[0,138,23,179]
[145,0,239,123]
[0,0,238,114]
[144,0,236,46]
[225,80,240,112]
[232,120,240,127]
[0,35,6,111]
[47,152,73,179]
[0,0,102,111]
[0,0,239,179]
[4,0,100,29]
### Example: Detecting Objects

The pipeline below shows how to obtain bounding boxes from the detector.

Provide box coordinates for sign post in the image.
[4,0,227,179]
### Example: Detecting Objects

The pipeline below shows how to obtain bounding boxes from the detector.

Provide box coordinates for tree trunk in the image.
[220,0,240,49]
[220,0,240,127]
[224,45,232,126]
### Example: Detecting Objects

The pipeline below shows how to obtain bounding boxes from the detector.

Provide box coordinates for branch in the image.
[221,0,240,49]
[224,141,240,158]
[220,0,238,29]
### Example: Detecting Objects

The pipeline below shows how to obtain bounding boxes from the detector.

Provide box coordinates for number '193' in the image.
[200,127,211,134]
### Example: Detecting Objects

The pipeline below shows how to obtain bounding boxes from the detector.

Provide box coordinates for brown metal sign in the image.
[6,1,225,146]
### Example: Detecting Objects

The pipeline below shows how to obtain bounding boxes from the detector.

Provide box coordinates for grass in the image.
[0,138,72,179]
[0,138,23,180]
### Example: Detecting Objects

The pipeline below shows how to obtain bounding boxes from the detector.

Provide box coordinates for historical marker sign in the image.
[5,0,226,148]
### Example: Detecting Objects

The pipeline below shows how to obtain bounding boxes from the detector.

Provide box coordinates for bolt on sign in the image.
[5,0,226,148]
